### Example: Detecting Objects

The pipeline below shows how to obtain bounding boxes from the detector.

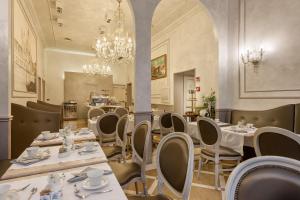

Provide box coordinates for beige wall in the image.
[228,0,300,110]
[45,49,131,105]
[151,5,218,107]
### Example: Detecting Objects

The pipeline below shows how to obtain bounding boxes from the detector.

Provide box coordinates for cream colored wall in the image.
[10,0,45,106]
[228,0,300,110]
[45,49,131,105]
[151,5,218,107]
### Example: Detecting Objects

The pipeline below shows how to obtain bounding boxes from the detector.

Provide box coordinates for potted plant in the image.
[200,90,216,119]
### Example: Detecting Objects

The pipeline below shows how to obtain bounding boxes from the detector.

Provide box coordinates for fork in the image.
[16,183,31,192]
[75,189,112,199]
[27,187,37,200]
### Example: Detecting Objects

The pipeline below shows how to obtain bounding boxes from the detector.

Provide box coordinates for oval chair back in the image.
[159,112,174,137]
[197,117,222,150]
[156,132,194,200]
[254,127,300,161]
[226,156,300,200]
[171,113,187,133]
[96,112,119,145]
[88,108,105,120]
[114,107,129,118]
[131,121,152,181]
[116,114,129,158]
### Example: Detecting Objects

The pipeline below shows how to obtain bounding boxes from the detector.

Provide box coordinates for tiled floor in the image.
[66,119,227,200]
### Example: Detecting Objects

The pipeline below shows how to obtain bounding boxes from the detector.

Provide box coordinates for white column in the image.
[129,0,161,124]
[0,0,11,159]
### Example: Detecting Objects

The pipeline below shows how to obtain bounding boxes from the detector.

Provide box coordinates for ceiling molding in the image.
[22,0,47,47]
[152,6,201,41]
[45,48,96,57]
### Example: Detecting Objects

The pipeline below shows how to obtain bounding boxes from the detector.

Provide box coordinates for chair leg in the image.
[142,181,148,196]
[197,156,202,179]
[135,182,139,194]
[215,162,220,189]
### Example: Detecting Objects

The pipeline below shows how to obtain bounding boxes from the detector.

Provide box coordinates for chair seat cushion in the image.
[128,194,171,200]
[202,146,241,157]
[109,162,141,186]
[151,129,161,135]
[0,159,11,178]
[191,136,200,145]
[103,146,122,158]
[102,137,116,143]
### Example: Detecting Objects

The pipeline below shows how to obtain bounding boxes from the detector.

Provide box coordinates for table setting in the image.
[0,163,127,200]
[2,140,107,180]
[31,128,96,147]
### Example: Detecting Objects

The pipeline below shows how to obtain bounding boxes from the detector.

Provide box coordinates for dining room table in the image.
[188,121,257,155]
[0,163,128,200]
[31,131,96,147]
[1,143,107,180]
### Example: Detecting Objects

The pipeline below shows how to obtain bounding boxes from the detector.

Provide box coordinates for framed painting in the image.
[12,0,38,98]
[151,54,167,80]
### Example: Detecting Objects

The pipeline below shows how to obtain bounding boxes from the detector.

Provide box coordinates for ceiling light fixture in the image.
[94,0,135,65]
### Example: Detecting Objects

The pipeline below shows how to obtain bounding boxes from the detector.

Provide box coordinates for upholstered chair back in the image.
[226,156,300,200]
[156,133,194,200]
[88,108,105,120]
[11,103,60,158]
[254,127,300,161]
[96,113,119,141]
[295,104,300,134]
[116,115,129,143]
[197,117,221,148]
[231,104,295,131]
[114,107,129,118]
[159,112,173,136]
[171,113,187,133]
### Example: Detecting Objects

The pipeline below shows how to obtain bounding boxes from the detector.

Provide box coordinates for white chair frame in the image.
[156,132,194,200]
[115,114,129,161]
[96,112,119,146]
[226,156,300,200]
[197,117,241,189]
[121,120,152,195]
[171,113,188,133]
[159,112,174,138]
[254,126,300,156]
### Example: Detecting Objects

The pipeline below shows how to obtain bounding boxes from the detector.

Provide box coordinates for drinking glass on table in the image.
[237,119,246,128]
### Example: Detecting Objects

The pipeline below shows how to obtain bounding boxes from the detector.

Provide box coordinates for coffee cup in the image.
[80,128,89,134]
[41,131,51,140]
[246,123,254,129]
[26,147,39,158]
[0,185,18,200]
[214,118,220,123]
[84,142,95,151]
[87,169,103,186]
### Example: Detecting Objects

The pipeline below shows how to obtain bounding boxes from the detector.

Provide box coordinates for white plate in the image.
[80,146,98,153]
[37,133,59,141]
[81,178,109,190]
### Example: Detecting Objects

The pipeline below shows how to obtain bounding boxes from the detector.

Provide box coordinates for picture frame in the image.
[151,54,167,80]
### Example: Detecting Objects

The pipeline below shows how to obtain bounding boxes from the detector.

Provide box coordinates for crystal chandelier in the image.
[82,57,112,76]
[94,0,134,64]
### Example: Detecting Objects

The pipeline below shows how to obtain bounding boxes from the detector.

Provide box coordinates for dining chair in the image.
[96,112,119,146]
[197,117,241,188]
[110,121,152,195]
[128,132,194,200]
[102,115,129,161]
[114,107,129,117]
[226,156,300,200]
[171,113,201,146]
[88,108,105,120]
[254,127,300,161]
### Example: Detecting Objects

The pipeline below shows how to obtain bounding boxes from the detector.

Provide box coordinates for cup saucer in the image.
[81,178,108,190]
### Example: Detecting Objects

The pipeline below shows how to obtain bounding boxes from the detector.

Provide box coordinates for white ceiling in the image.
[30,0,199,52]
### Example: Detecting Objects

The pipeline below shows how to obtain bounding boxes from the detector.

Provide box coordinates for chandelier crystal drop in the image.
[94,0,134,64]
[82,57,112,76]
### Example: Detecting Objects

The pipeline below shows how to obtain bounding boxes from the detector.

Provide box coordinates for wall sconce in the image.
[241,48,264,66]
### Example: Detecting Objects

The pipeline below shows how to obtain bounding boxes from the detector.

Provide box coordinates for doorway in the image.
[174,69,195,115]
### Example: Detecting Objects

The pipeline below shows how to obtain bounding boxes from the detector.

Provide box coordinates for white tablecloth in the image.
[89,116,160,136]
[31,132,96,147]
[0,163,128,200]
[11,144,106,170]
[188,122,256,155]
